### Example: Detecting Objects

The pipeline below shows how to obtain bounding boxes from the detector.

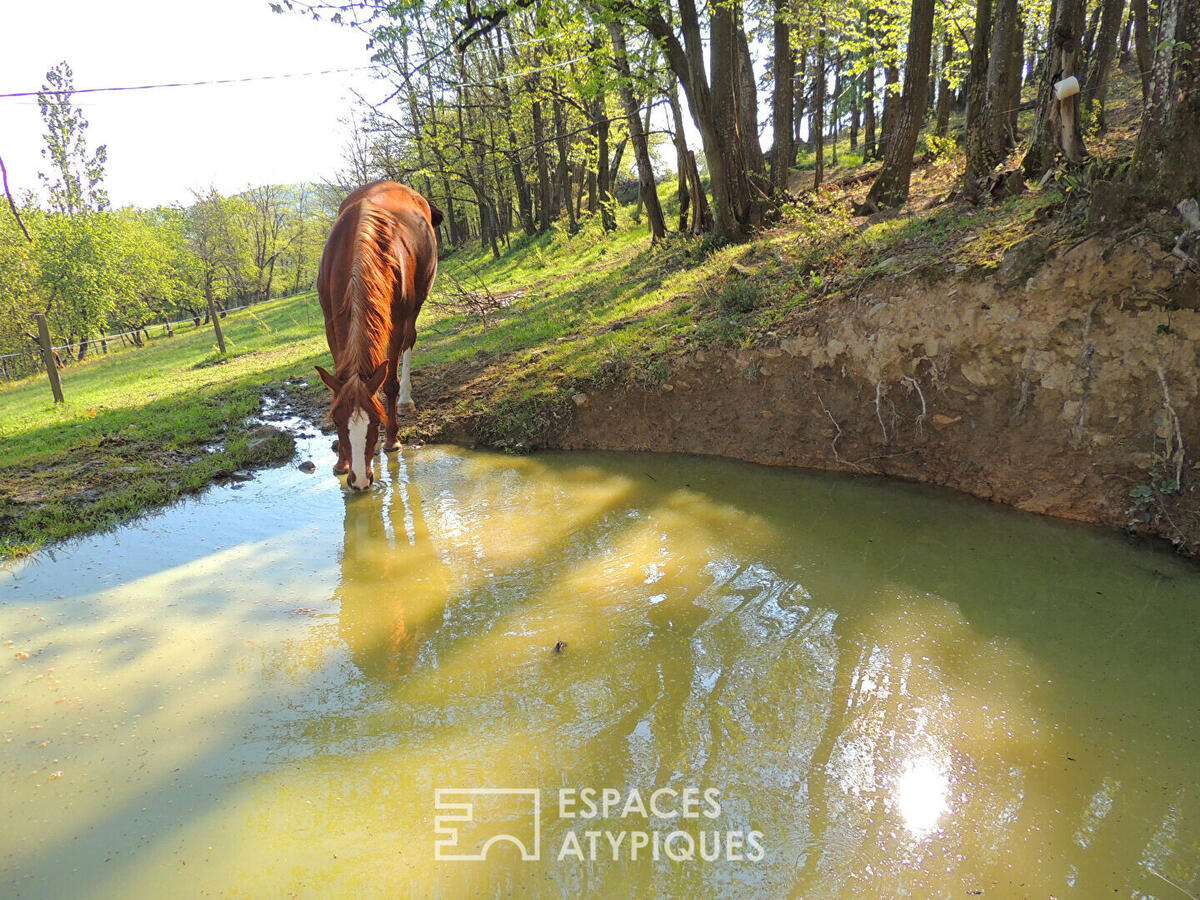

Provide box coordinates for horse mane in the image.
[340,198,399,383]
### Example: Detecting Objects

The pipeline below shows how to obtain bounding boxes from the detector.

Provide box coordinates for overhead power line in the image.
[0,48,592,105]
[0,65,382,101]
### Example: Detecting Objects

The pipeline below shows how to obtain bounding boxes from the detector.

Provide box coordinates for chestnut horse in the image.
[315,181,442,490]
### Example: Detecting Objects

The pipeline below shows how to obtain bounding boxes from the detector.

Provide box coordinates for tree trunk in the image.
[487,202,502,258]
[1130,0,1154,99]
[641,0,759,240]
[593,94,617,232]
[812,20,826,187]
[936,31,954,136]
[490,28,534,238]
[1129,0,1200,200]
[1008,16,1026,136]
[864,0,936,208]
[508,123,535,237]
[553,93,575,231]
[770,0,794,196]
[608,136,627,184]
[985,0,1021,159]
[928,40,940,114]
[863,61,877,158]
[791,51,807,164]
[442,178,465,246]
[878,62,901,161]
[964,0,994,182]
[710,0,760,234]
[574,162,586,221]
[686,150,713,234]
[1022,0,1089,177]
[511,145,536,237]
[1081,1,1103,68]
[831,54,842,166]
[668,75,692,230]
[1119,3,1133,61]
[532,98,552,232]
[850,74,860,151]
[792,51,811,165]
[1028,14,1043,85]
[737,26,767,178]
[1085,0,1126,129]
[606,18,667,242]
[638,100,657,220]
[477,193,492,252]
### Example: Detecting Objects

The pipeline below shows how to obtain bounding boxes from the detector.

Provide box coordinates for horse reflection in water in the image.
[334,451,450,682]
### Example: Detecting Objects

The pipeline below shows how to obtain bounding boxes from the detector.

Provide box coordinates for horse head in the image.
[316,361,388,491]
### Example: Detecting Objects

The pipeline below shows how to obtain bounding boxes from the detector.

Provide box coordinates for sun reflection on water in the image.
[895,756,951,837]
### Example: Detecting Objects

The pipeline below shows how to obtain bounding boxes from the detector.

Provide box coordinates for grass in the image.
[0,296,324,554]
[1,295,325,465]
[1,68,1148,556]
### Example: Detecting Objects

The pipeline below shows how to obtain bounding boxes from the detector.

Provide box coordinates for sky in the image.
[0,0,380,209]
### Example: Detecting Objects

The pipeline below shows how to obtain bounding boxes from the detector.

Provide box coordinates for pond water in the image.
[2,443,1198,898]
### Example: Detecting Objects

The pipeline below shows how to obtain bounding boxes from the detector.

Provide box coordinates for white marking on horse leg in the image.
[348,409,371,489]
[398,349,414,410]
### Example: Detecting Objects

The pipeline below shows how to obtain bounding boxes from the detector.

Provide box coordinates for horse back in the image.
[317,181,440,358]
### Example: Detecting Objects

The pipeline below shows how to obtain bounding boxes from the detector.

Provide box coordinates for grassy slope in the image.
[1,69,1146,557]
[421,69,1148,446]
[0,299,329,556]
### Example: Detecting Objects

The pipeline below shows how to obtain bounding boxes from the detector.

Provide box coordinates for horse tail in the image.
[343,197,397,373]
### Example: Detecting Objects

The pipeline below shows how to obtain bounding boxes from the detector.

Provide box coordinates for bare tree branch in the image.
[0,152,32,243]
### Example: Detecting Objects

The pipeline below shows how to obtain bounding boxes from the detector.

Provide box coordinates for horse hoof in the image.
[399,401,417,416]
[384,441,402,453]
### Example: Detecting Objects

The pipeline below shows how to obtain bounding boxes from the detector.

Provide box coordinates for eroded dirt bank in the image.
[438,234,1199,557]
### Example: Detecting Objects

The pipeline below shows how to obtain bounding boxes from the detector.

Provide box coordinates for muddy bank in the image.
[435,233,1199,557]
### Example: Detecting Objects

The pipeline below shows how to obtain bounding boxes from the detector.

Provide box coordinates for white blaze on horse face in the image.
[398,349,413,407]
[348,409,371,489]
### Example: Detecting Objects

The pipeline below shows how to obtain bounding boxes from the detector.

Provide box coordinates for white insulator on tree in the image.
[1054,76,1081,100]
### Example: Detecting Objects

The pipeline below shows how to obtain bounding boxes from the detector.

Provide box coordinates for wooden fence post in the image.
[34,313,64,403]
[206,291,227,355]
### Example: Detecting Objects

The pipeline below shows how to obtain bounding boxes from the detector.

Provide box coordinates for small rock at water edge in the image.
[553,640,567,654]
[245,424,288,453]
[298,461,317,474]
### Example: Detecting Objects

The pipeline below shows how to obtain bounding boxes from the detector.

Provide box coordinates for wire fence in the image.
[0,300,263,382]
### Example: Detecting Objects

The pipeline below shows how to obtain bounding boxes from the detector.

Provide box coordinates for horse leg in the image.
[397,348,416,415]
[398,318,417,415]
[333,443,350,474]
[383,346,402,452]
